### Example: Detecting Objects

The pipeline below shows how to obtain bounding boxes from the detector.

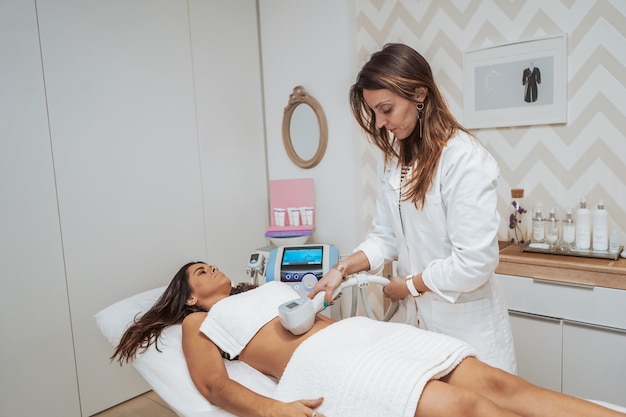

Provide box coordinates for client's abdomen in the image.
[240,316,333,379]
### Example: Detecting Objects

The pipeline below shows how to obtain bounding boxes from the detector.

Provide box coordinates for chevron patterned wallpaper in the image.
[353,0,625,245]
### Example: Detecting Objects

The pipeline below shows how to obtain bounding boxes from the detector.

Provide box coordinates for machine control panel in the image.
[266,244,338,297]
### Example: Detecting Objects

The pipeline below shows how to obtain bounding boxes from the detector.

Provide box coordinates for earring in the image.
[416,102,424,138]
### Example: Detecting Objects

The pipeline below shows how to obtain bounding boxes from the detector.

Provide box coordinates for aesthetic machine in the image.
[264,243,339,297]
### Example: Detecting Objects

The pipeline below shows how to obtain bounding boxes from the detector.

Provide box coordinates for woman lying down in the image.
[112,262,623,417]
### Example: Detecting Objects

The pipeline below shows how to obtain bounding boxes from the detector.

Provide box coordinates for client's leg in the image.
[415,379,522,417]
[442,358,625,417]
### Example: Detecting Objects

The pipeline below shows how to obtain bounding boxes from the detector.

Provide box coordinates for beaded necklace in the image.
[399,165,410,233]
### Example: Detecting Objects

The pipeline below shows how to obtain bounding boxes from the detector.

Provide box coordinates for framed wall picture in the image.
[463,34,567,129]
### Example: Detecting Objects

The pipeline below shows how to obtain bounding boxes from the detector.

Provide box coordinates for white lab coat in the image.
[356,131,517,373]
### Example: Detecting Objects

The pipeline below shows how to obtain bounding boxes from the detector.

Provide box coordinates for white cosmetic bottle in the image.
[532,205,545,243]
[575,198,591,250]
[609,229,620,253]
[592,200,608,251]
[561,208,575,251]
[545,207,560,249]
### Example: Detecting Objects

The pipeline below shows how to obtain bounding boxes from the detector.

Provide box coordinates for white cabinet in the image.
[1,1,267,416]
[496,274,626,408]
[0,2,81,416]
[562,322,626,404]
[508,311,562,392]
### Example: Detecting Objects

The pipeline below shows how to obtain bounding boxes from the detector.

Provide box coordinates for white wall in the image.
[259,1,626,251]
[190,0,268,266]
[258,0,363,256]
[0,1,267,416]
[351,1,626,244]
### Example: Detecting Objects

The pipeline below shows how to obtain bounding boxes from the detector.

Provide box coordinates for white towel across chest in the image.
[199,281,299,359]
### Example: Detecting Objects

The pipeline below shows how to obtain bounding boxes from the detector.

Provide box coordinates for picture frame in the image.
[462,34,567,129]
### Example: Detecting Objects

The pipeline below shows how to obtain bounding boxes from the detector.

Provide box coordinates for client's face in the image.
[186,263,232,310]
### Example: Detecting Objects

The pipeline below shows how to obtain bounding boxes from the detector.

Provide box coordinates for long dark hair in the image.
[350,43,468,209]
[111,262,256,364]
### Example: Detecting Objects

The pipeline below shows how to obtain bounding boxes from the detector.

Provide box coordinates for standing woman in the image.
[310,43,516,373]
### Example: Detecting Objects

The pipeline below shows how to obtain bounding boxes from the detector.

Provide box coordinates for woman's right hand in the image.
[308,268,343,306]
[309,251,370,305]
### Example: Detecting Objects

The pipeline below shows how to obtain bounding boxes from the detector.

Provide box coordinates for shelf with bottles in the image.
[520,243,623,261]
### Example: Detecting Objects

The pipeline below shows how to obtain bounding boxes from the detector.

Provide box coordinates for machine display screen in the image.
[272,244,335,291]
[281,246,323,267]
[285,301,299,310]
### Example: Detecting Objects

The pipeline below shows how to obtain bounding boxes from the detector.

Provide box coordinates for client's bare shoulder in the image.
[182,312,208,335]
[181,312,227,369]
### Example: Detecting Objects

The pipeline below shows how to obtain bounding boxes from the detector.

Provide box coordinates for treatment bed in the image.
[96,284,626,417]
[96,286,277,417]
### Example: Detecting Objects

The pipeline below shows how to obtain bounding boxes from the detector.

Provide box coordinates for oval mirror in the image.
[282,86,328,169]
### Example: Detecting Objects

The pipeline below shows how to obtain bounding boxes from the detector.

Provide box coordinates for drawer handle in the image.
[532,278,594,290]
[564,319,626,334]
[509,309,560,322]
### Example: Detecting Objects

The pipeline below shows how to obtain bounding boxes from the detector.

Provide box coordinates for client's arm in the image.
[182,312,323,417]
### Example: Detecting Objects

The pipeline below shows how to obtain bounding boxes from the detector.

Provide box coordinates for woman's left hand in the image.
[382,276,410,301]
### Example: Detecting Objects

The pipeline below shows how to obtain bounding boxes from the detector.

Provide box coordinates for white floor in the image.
[92,391,178,417]
[91,389,626,417]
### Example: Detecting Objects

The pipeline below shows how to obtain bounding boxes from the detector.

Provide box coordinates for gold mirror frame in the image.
[282,86,328,169]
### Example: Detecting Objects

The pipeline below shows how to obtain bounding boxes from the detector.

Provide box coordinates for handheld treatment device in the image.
[278,274,392,335]
[278,291,331,336]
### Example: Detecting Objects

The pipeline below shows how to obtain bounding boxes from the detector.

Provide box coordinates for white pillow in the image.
[96,287,165,347]
[95,287,277,417]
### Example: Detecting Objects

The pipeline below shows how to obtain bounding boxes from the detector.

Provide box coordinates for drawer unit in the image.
[495,273,626,407]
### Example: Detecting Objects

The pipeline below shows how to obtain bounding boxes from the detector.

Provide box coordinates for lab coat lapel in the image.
[384,164,411,270]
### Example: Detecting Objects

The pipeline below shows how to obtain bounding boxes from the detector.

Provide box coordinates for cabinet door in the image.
[509,311,562,392]
[0,1,81,416]
[36,2,203,414]
[34,1,268,415]
[562,321,626,408]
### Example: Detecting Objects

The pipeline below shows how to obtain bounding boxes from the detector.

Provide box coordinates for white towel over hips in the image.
[274,316,476,417]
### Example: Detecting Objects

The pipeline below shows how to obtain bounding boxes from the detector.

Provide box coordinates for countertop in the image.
[496,242,626,291]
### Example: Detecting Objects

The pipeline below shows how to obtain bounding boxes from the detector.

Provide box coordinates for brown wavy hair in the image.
[350,43,470,208]
[111,262,256,364]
